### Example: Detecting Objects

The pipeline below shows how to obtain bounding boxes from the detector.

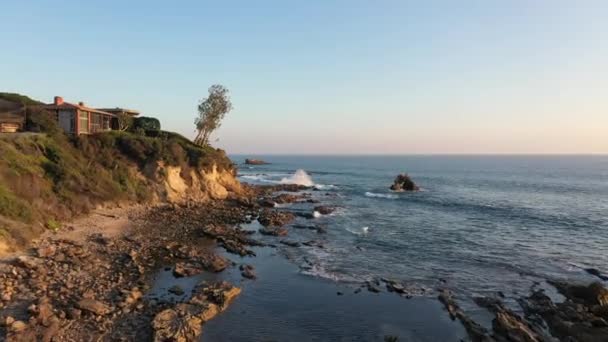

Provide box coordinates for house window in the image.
[90,113,102,133]
[79,111,89,134]
[102,115,111,130]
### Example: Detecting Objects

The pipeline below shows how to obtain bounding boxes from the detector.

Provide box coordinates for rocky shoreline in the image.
[0,182,606,341]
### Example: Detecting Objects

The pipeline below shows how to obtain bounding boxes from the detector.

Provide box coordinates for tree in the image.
[116,112,133,131]
[194,84,232,146]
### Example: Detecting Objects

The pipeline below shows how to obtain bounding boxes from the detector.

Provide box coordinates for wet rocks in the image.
[258,209,295,227]
[313,205,336,215]
[35,244,56,258]
[552,281,608,307]
[259,227,288,236]
[240,264,256,279]
[438,290,492,341]
[585,268,608,281]
[389,173,419,192]
[76,298,111,316]
[280,240,301,247]
[173,262,204,277]
[474,295,542,341]
[168,285,185,296]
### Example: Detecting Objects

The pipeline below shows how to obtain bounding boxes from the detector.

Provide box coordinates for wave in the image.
[365,192,398,199]
[346,226,369,235]
[314,184,337,190]
[280,169,315,187]
[239,174,278,184]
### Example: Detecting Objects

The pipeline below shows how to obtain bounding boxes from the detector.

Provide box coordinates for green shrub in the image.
[132,116,161,132]
[25,108,62,136]
[45,218,61,232]
[0,184,32,222]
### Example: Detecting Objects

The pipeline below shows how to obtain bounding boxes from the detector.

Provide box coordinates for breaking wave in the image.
[365,192,398,199]
[280,169,315,187]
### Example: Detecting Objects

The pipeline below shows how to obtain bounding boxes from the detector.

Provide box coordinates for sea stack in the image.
[390,173,419,191]
[245,158,269,165]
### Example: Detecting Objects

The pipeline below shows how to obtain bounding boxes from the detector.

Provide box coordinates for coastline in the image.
[0,182,607,341]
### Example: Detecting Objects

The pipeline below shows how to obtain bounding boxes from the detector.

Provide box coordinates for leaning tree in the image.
[194,84,232,146]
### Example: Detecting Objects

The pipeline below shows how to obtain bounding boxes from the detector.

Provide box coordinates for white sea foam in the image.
[313,211,322,218]
[314,184,337,190]
[346,226,370,235]
[280,169,315,187]
[365,192,398,199]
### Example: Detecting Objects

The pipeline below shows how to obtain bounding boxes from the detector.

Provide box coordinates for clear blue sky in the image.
[1,1,606,154]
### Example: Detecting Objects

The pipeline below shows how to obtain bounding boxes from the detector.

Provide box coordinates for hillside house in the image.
[41,97,139,135]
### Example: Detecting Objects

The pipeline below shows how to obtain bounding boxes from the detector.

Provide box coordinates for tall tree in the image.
[194,84,232,146]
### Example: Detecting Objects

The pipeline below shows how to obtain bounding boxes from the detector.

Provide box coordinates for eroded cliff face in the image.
[147,162,242,203]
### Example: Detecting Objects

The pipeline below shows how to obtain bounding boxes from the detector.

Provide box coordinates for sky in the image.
[1,1,607,154]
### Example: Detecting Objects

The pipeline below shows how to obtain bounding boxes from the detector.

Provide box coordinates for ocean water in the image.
[202,155,608,340]
[238,156,607,295]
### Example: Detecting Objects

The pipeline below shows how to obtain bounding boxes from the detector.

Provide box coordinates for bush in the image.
[25,108,62,136]
[132,116,160,132]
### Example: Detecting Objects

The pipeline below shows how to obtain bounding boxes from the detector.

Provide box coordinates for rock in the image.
[36,245,56,258]
[9,320,27,333]
[553,281,608,307]
[389,173,419,192]
[438,290,492,341]
[493,310,541,342]
[15,256,40,270]
[313,206,336,215]
[205,254,230,273]
[259,199,276,208]
[259,227,288,236]
[169,285,185,296]
[366,282,381,293]
[152,306,203,342]
[585,268,608,281]
[240,264,256,279]
[173,263,203,277]
[244,159,269,165]
[76,298,111,316]
[258,209,295,227]
[280,240,301,247]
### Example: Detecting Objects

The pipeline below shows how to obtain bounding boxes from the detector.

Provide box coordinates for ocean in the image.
[201,155,608,341]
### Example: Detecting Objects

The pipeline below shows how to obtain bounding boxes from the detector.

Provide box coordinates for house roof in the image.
[96,107,140,116]
[41,102,116,116]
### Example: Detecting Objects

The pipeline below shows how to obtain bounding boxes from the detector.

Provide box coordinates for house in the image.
[41,97,139,135]
[0,98,26,133]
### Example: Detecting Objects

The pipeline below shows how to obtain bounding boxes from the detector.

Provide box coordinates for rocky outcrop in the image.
[160,163,242,203]
[258,209,295,227]
[519,282,608,341]
[245,159,269,165]
[152,281,241,342]
[389,173,419,192]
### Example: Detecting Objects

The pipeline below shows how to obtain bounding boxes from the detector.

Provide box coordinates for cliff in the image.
[0,128,241,253]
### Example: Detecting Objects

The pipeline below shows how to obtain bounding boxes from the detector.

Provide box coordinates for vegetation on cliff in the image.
[0,93,236,250]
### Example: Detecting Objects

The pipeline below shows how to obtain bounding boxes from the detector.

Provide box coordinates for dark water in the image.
[200,155,608,340]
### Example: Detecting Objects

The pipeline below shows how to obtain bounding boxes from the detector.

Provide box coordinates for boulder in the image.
[76,298,111,316]
[389,174,419,192]
[244,159,268,165]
